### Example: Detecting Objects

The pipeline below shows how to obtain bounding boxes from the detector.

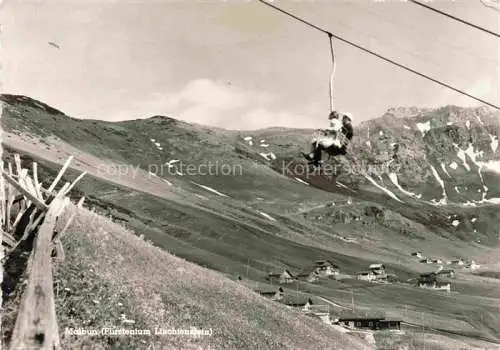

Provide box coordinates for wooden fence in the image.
[1,154,86,350]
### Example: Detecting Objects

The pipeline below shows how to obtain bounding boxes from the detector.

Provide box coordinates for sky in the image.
[1,0,499,130]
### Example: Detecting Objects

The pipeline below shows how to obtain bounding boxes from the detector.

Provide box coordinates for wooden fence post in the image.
[8,198,65,350]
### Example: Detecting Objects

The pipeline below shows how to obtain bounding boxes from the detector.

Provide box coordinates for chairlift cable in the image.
[256,0,500,111]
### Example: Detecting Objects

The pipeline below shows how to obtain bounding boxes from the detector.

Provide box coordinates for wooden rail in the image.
[1,154,85,350]
[8,197,64,350]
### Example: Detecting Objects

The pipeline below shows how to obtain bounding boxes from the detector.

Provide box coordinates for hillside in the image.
[2,94,500,349]
[48,206,369,349]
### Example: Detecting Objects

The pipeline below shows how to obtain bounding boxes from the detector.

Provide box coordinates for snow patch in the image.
[482,160,500,175]
[416,121,431,136]
[483,197,500,204]
[446,122,453,126]
[243,136,253,141]
[154,142,161,148]
[403,125,411,130]
[452,220,460,227]
[364,174,404,202]
[429,164,447,204]
[260,152,276,161]
[388,172,422,198]
[471,217,477,223]
[489,134,499,153]
[336,181,348,189]
[440,162,451,178]
[455,146,470,171]
[461,143,489,199]
[162,179,173,186]
[475,114,484,125]
[465,120,470,129]
[379,130,384,136]
[260,144,269,148]
[258,210,276,221]
[166,159,180,167]
[150,138,155,142]
[191,182,229,197]
[454,186,460,193]
[294,177,309,186]
[248,140,253,146]
[260,139,266,143]
[365,140,372,148]
[449,162,458,170]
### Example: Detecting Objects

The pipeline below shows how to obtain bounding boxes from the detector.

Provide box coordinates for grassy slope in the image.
[2,95,500,348]
[52,206,370,350]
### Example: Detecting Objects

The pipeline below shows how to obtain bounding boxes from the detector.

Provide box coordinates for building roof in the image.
[379,318,402,323]
[314,259,339,268]
[369,264,385,269]
[337,317,384,322]
[256,287,283,295]
[280,296,313,307]
[297,271,318,278]
[420,272,437,277]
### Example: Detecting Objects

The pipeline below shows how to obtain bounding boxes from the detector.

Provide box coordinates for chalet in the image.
[281,296,313,312]
[386,274,400,283]
[420,258,433,264]
[466,260,480,270]
[257,287,284,301]
[335,317,401,331]
[436,269,455,278]
[449,259,465,266]
[357,271,376,282]
[267,269,295,284]
[313,260,339,276]
[411,251,423,259]
[378,319,402,330]
[369,264,385,270]
[418,281,451,292]
[418,272,437,284]
[297,270,320,283]
[368,264,388,280]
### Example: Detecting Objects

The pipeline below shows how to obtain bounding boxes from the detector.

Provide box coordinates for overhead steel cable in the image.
[344,1,499,66]
[408,0,500,38]
[256,0,500,110]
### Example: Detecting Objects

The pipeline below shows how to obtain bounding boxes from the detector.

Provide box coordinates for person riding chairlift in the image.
[303,111,354,167]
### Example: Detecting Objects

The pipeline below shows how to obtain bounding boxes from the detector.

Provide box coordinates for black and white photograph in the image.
[1,0,499,349]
